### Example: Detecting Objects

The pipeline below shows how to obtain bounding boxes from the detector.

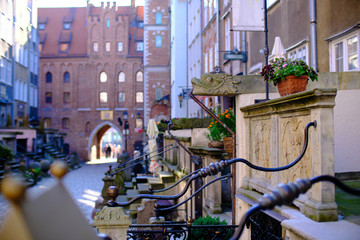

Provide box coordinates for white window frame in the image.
[287,43,309,64]
[329,30,359,72]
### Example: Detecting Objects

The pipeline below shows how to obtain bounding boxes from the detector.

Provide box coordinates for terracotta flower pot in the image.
[208,140,224,149]
[223,136,233,154]
[277,75,308,97]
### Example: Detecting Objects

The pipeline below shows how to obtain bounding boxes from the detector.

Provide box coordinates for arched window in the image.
[118,72,125,82]
[64,71,70,83]
[136,71,143,82]
[46,72,52,83]
[100,71,107,82]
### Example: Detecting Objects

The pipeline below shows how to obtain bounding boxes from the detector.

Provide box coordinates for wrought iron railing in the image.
[110,144,177,176]
[107,121,316,208]
[229,175,360,240]
[127,222,238,240]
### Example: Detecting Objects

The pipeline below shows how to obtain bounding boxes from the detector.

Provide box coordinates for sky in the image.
[35,0,144,8]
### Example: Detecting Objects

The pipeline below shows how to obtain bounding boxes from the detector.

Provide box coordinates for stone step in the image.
[124,181,134,189]
[147,177,165,190]
[126,189,142,205]
[137,183,151,194]
[158,171,175,183]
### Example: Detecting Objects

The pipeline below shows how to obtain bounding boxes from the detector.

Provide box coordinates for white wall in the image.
[170,0,188,118]
[334,89,360,173]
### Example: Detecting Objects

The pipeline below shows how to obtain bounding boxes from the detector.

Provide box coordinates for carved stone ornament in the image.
[191,73,240,96]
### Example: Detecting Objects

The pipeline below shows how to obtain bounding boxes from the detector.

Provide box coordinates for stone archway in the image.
[88,121,123,161]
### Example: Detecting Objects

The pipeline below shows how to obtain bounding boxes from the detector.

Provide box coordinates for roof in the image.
[38,8,87,57]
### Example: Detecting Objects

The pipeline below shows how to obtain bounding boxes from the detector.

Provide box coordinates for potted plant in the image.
[207,108,236,153]
[260,58,318,96]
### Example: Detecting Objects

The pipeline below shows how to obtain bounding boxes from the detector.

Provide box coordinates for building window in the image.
[45,92,52,103]
[39,23,46,30]
[118,72,125,82]
[63,22,71,30]
[93,42,98,52]
[155,87,163,100]
[117,41,123,52]
[225,17,230,51]
[118,92,125,102]
[59,43,69,53]
[100,92,108,103]
[155,12,162,24]
[100,72,107,82]
[155,35,162,47]
[106,19,110,28]
[44,118,51,128]
[136,118,143,128]
[39,43,43,53]
[287,44,308,63]
[62,118,70,129]
[105,42,111,52]
[136,92,143,103]
[330,31,359,72]
[64,92,70,104]
[136,71,143,82]
[46,72,52,83]
[136,41,144,51]
[64,71,70,83]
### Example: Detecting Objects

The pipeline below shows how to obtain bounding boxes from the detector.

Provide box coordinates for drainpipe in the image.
[215,0,220,106]
[186,1,189,118]
[242,31,247,75]
[310,0,318,71]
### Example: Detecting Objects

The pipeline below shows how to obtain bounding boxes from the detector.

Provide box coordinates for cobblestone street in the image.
[0,159,117,228]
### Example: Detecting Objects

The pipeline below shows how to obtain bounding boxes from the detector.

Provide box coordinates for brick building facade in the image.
[143,0,171,125]
[38,1,148,160]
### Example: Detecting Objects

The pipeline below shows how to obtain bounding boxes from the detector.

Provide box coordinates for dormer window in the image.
[62,16,73,30]
[63,22,71,30]
[39,23,46,30]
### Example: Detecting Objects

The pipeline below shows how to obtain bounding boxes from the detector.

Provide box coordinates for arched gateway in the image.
[87,121,124,161]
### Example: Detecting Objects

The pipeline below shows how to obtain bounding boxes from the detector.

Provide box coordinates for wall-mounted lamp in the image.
[178,93,183,108]
[123,110,128,120]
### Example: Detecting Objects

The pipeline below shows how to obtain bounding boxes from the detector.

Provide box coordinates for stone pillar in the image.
[239,89,338,221]
[93,206,131,240]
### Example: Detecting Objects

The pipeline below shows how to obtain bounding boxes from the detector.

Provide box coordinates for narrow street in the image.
[0,158,117,228]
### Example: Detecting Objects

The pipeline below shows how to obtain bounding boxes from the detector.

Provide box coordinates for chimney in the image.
[101,2,104,8]
[131,0,135,7]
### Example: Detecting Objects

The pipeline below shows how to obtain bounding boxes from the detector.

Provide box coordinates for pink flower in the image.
[282,64,287,68]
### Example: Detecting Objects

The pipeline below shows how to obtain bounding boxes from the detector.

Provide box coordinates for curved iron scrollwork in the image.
[107,121,317,207]
[127,224,187,240]
[230,175,360,240]
[126,223,238,240]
